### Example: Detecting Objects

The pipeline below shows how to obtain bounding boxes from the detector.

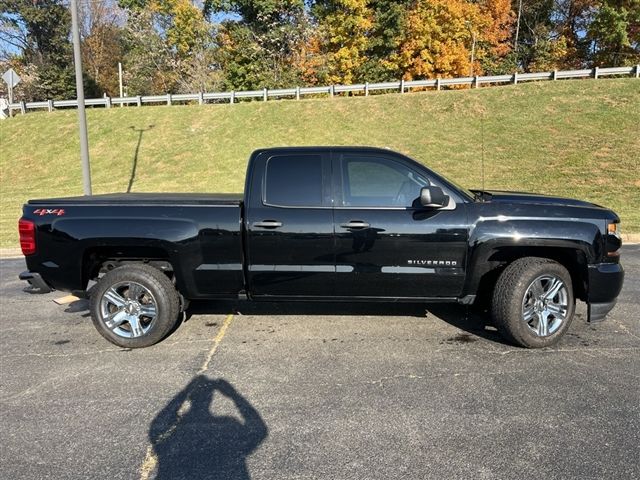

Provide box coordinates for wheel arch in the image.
[82,245,175,289]
[466,245,589,303]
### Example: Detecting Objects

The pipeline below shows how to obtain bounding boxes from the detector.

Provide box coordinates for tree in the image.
[0,0,75,100]
[80,1,125,97]
[122,6,178,94]
[154,0,210,58]
[551,0,596,67]
[119,0,210,59]
[510,0,570,71]
[477,0,515,74]
[524,25,569,72]
[395,0,513,80]
[360,0,413,81]
[588,0,640,66]
[119,0,218,95]
[311,0,373,84]
[206,0,310,90]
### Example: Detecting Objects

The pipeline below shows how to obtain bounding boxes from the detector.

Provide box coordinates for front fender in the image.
[462,218,603,297]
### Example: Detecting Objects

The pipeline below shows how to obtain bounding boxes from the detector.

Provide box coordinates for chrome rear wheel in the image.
[90,264,180,348]
[100,281,158,339]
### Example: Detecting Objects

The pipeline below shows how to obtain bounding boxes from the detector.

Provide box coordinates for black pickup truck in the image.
[19,147,624,348]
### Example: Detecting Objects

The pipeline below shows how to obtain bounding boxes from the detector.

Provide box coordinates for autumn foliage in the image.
[1,0,638,100]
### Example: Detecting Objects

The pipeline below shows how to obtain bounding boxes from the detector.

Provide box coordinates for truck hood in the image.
[471,190,603,209]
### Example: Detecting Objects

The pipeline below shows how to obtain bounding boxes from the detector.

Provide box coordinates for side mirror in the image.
[420,186,448,208]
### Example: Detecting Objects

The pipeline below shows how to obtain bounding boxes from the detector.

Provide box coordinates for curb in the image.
[0,248,23,259]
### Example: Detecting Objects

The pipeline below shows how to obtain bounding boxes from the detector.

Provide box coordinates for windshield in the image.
[400,152,477,201]
[437,173,476,200]
[421,165,477,201]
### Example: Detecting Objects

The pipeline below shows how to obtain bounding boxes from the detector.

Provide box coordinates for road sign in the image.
[2,69,21,89]
[2,69,21,117]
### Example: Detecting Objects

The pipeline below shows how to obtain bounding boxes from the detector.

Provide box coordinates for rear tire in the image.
[492,257,575,348]
[90,264,180,348]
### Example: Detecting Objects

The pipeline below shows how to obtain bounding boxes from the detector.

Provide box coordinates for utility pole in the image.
[8,70,14,118]
[470,31,477,77]
[118,62,123,106]
[466,21,477,78]
[70,0,92,195]
[8,70,13,105]
[514,0,523,62]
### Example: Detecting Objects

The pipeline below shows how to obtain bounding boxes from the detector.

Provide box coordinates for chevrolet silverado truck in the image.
[18,147,624,348]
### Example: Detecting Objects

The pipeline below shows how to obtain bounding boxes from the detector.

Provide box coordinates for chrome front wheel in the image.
[492,257,575,348]
[522,275,569,337]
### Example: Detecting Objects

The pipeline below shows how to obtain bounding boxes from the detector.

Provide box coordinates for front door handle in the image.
[253,220,283,229]
[340,221,370,229]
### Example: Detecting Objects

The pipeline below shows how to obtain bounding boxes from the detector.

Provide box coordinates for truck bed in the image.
[28,192,243,206]
[22,192,245,298]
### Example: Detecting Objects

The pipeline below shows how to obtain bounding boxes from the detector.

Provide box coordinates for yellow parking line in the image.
[197,313,234,374]
[139,313,234,480]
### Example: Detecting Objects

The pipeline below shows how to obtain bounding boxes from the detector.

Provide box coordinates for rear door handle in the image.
[340,221,370,229]
[253,220,283,229]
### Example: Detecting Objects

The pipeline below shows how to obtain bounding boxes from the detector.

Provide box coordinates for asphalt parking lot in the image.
[1,246,639,480]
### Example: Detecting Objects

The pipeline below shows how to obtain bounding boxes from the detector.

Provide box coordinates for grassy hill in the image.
[1,78,639,247]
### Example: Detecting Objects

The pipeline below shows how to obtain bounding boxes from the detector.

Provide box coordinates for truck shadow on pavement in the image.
[425,304,512,346]
[149,375,267,480]
[63,297,507,345]
[186,300,508,345]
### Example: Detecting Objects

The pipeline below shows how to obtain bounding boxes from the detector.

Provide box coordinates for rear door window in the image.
[264,154,324,207]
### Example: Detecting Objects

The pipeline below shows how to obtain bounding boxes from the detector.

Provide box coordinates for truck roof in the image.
[252,146,397,155]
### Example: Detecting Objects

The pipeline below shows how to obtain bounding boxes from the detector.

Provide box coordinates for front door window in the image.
[340,155,430,208]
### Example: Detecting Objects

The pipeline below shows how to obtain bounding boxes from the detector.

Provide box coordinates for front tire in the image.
[90,264,180,348]
[492,257,575,348]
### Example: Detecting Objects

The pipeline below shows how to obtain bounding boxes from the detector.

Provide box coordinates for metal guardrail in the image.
[6,65,639,114]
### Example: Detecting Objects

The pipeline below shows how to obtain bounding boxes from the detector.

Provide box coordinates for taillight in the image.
[18,219,36,256]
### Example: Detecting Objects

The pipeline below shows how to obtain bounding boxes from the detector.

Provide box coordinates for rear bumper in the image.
[19,271,52,294]
[586,263,624,322]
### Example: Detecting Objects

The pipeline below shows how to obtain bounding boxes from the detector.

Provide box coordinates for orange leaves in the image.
[480,0,514,57]
[213,0,516,87]
[396,0,514,80]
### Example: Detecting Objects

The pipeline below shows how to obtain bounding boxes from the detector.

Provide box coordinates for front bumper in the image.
[19,271,52,294]
[586,263,624,322]
[588,300,618,323]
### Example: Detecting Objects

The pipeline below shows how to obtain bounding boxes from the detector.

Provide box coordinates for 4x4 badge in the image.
[34,209,65,216]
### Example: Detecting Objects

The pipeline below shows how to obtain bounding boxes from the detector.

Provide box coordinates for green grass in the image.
[1,78,639,247]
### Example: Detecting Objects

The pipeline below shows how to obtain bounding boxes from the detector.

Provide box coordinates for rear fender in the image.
[39,217,198,293]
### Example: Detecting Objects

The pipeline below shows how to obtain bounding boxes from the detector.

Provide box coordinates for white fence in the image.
[6,65,639,115]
